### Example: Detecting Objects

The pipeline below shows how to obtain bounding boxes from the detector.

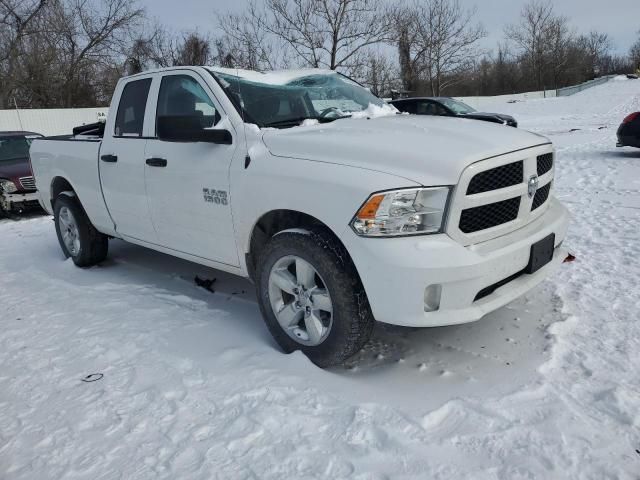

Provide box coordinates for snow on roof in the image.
[206,66,338,85]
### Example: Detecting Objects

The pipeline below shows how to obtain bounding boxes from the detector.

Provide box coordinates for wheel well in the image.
[50,177,75,208]
[247,210,347,280]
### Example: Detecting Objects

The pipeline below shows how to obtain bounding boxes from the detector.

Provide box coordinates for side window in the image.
[157,75,220,130]
[114,78,152,137]
[434,103,449,116]
[395,101,415,114]
[416,101,434,115]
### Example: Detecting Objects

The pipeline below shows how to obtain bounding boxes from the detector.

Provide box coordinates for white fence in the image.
[458,90,557,110]
[0,107,108,136]
[555,75,617,97]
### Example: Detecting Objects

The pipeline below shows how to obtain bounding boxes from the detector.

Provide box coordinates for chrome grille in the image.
[19,176,36,190]
[447,146,555,246]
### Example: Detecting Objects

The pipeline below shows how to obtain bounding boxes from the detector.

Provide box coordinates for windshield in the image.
[439,98,476,114]
[210,70,391,128]
[0,137,36,163]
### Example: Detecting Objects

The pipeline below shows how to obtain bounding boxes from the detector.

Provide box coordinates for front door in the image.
[100,77,158,242]
[144,72,239,266]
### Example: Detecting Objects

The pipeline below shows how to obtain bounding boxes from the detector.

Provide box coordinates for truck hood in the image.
[0,157,31,183]
[262,115,548,185]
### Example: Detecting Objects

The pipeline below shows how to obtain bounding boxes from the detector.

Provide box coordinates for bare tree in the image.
[395,4,429,93]
[505,0,558,90]
[629,31,640,73]
[546,16,575,88]
[223,0,394,75]
[420,0,486,95]
[578,30,612,78]
[173,32,210,66]
[0,0,48,107]
[359,51,398,97]
[395,0,485,95]
[216,3,284,70]
[3,0,145,107]
[48,0,144,106]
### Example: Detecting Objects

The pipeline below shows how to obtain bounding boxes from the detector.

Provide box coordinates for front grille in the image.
[537,153,553,176]
[467,161,523,194]
[448,148,555,245]
[531,182,551,211]
[459,197,520,233]
[19,176,36,190]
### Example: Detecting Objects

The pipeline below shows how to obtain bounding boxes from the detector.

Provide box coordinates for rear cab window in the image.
[114,78,152,137]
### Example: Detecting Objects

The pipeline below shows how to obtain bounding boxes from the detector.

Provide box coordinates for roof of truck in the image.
[122,65,340,86]
[207,66,337,85]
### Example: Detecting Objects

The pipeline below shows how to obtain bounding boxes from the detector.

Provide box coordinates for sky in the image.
[140,0,639,56]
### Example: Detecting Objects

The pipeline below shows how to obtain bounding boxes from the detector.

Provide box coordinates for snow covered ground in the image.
[2,79,640,479]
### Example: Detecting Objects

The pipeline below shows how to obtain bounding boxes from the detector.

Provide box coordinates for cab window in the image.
[157,75,220,130]
[114,78,152,137]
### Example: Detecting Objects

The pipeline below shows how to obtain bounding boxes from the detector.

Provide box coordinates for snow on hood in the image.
[261,114,550,186]
[349,103,398,119]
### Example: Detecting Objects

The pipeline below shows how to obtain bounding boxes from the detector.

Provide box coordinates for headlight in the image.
[0,179,17,194]
[350,187,451,237]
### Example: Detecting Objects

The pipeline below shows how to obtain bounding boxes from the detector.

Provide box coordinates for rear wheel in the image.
[256,229,374,367]
[54,194,108,267]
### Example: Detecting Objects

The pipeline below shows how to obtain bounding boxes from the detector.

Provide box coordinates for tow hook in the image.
[563,253,576,263]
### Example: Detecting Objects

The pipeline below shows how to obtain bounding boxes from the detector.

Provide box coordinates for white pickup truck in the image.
[30,66,570,366]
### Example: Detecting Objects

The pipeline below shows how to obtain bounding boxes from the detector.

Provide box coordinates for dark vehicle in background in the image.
[617,112,640,148]
[0,131,43,215]
[390,97,518,128]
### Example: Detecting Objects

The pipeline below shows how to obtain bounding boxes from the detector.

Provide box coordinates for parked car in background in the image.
[30,66,569,367]
[616,112,640,148]
[0,131,43,215]
[390,97,518,127]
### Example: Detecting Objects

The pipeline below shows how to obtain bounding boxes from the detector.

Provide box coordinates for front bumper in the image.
[617,135,640,148]
[342,197,570,327]
[0,190,40,212]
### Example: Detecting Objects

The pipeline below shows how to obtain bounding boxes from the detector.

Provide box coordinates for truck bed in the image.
[30,136,115,235]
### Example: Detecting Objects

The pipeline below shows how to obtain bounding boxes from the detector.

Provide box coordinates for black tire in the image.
[256,229,374,367]
[54,194,108,267]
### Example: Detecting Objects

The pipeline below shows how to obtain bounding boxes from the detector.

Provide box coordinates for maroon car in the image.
[0,131,43,214]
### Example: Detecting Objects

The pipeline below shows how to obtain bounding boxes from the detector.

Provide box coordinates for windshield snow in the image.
[210,69,395,128]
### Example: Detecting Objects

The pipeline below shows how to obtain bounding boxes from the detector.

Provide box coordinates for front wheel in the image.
[54,194,108,267]
[256,229,374,367]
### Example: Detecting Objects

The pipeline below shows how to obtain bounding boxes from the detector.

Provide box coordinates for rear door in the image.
[144,71,239,266]
[100,76,158,242]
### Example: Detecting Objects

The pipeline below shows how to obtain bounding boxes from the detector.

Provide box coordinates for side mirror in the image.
[157,115,232,144]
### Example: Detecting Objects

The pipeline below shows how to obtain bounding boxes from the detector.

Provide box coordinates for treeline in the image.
[2,0,639,109]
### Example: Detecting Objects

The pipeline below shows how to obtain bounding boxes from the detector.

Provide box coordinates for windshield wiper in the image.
[262,115,350,128]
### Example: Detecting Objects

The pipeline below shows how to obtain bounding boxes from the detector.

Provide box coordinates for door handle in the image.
[101,154,118,163]
[146,157,167,167]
